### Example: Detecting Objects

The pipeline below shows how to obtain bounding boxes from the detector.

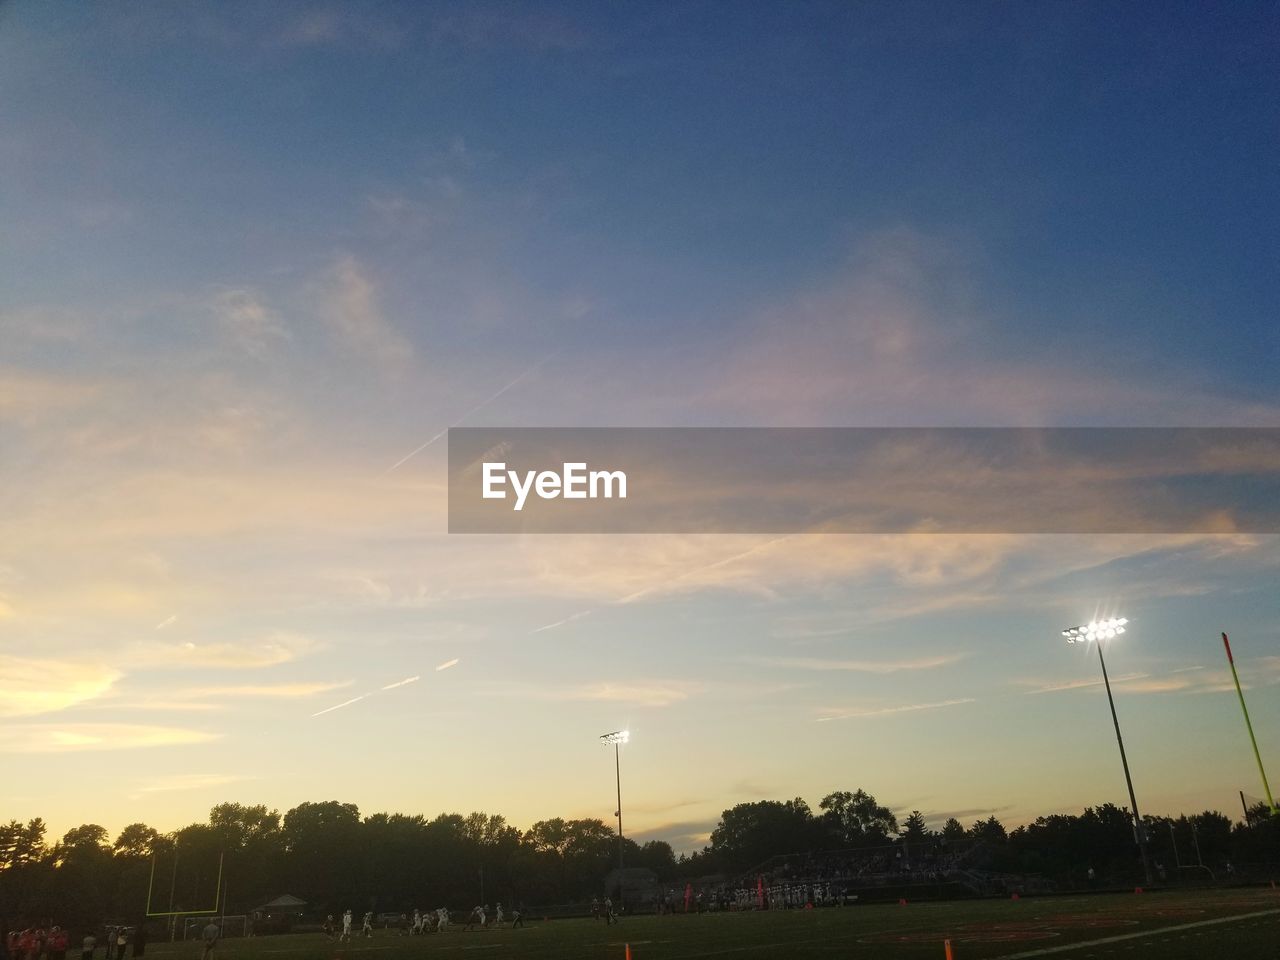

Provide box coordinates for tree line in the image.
[2,791,1276,930]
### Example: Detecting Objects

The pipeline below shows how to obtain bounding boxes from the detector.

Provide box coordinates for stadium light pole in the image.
[600,730,629,909]
[1062,618,1153,886]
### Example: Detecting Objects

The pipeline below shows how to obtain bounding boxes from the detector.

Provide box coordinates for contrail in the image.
[155,614,178,630]
[311,695,366,718]
[435,658,459,672]
[382,353,559,474]
[533,610,592,634]
[381,675,420,691]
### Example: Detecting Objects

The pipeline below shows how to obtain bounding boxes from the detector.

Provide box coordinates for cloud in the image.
[318,257,412,369]
[569,681,704,707]
[1019,672,1149,695]
[435,658,460,672]
[917,805,1016,826]
[1019,659,1280,696]
[703,227,1280,428]
[486,678,705,708]
[213,289,289,359]
[131,773,253,796]
[0,657,121,717]
[749,653,967,674]
[815,698,976,722]
[278,7,405,49]
[0,369,105,425]
[0,724,219,753]
[627,818,720,852]
[189,681,352,699]
[134,632,319,669]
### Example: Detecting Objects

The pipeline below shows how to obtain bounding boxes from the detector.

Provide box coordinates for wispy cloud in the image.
[0,657,121,718]
[1019,673,1148,695]
[154,614,178,630]
[749,653,966,674]
[435,658,460,672]
[571,681,703,707]
[815,698,976,722]
[0,724,219,753]
[131,773,253,796]
[1019,660,1280,696]
[135,632,319,669]
[319,256,412,369]
[488,679,704,708]
[191,681,352,699]
[213,288,289,359]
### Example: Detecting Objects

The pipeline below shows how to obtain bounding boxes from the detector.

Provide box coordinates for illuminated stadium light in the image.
[1064,617,1128,644]
[599,730,629,908]
[1057,617,1152,885]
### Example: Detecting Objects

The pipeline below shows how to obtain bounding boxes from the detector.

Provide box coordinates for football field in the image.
[150,888,1280,960]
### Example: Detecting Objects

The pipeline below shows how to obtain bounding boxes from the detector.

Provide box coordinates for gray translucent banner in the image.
[447,428,1280,534]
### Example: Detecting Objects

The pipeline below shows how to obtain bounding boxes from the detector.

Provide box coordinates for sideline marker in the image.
[899,898,908,906]
[1134,886,1144,894]
[944,938,955,960]
[625,945,632,960]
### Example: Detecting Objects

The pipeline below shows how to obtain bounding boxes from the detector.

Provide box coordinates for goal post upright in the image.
[1222,632,1278,817]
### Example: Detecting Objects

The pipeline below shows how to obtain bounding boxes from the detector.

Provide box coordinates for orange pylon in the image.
[944,938,955,960]
[625,945,632,960]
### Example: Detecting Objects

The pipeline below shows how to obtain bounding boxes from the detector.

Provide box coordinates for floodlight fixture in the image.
[1064,617,1128,644]
[1057,616,1152,885]
[598,729,629,907]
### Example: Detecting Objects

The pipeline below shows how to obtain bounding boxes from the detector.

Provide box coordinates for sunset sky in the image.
[1,1,1277,851]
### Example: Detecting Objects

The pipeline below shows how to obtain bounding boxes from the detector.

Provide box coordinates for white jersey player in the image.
[495,903,504,925]
[436,907,448,932]
[341,910,353,941]
[411,911,422,935]
[361,912,373,937]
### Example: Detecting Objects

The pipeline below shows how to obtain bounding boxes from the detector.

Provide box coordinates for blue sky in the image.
[1,1,1277,849]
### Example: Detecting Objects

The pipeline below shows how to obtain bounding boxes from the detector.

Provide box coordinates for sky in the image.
[1,0,1278,853]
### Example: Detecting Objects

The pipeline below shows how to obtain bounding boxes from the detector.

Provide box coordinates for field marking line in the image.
[991,908,1280,959]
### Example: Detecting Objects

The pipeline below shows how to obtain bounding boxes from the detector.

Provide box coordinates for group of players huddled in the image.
[320,904,524,940]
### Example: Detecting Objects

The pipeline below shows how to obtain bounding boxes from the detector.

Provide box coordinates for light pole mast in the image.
[600,730,629,909]
[1063,618,1153,886]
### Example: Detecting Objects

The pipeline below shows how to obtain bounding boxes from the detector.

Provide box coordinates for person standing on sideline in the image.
[48,927,68,960]
[199,923,219,960]
[79,934,94,960]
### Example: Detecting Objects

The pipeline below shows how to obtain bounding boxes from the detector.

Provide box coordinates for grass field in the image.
[141,888,1280,960]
